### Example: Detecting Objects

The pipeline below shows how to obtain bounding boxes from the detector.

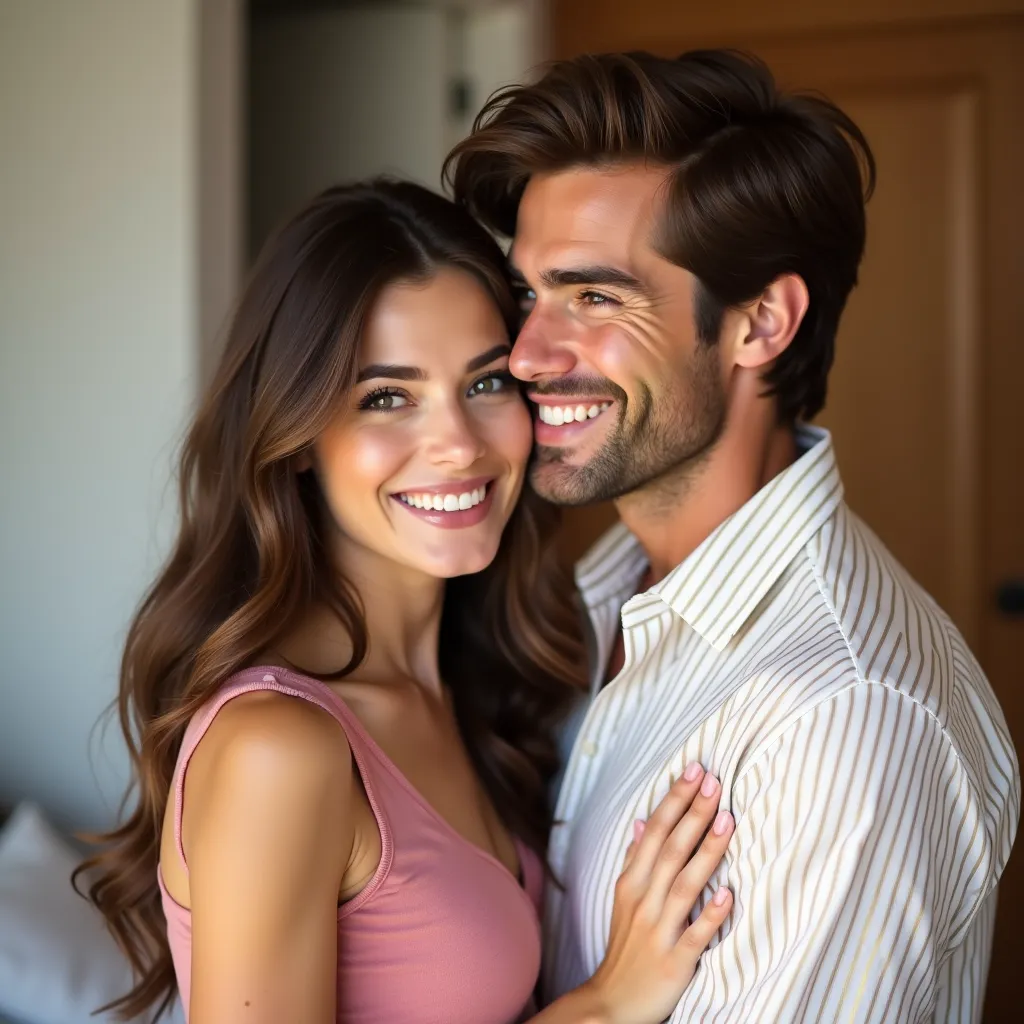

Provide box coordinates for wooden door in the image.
[551,6,1024,1019]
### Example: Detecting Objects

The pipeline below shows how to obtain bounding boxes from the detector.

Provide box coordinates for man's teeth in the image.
[537,401,611,426]
[397,485,488,511]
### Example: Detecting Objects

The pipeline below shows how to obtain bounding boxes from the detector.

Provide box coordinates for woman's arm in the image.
[530,766,733,1024]
[183,692,356,1024]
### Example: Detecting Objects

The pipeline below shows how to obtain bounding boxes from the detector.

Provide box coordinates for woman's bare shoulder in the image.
[182,689,355,859]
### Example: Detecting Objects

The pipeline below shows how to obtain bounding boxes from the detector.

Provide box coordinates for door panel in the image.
[818,85,982,643]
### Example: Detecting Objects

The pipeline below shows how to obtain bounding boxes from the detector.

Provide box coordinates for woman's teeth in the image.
[397,485,488,511]
[537,401,611,426]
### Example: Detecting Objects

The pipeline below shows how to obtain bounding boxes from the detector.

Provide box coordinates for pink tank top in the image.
[158,667,544,1023]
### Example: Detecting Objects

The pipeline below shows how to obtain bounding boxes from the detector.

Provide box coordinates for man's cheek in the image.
[591,324,657,398]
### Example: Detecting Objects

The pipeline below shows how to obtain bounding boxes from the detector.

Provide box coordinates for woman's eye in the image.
[470,376,503,395]
[360,389,409,411]
[468,371,516,397]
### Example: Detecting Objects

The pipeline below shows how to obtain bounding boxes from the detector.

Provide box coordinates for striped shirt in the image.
[543,425,1019,1023]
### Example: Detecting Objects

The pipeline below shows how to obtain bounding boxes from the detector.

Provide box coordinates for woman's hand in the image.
[585,764,733,1024]
[532,763,733,1024]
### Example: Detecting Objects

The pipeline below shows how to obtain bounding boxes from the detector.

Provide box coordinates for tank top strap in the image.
[169,665,393,880]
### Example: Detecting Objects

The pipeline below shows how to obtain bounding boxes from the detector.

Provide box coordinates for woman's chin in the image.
[410,540,501,580]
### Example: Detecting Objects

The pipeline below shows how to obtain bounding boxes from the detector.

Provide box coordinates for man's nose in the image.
[510,309,578,383]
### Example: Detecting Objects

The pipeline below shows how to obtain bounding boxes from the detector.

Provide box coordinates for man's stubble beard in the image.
[529,346,727,508]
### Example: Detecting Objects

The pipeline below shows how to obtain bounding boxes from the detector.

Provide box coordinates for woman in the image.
[77,180,734,1024]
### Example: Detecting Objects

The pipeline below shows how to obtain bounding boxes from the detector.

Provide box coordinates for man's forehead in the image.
[512,164,671,270]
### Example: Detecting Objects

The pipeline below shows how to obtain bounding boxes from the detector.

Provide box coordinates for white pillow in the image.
[0,802,183,1024]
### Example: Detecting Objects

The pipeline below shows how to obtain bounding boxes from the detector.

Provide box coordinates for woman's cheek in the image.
[320,423,411,517]
[351,427,411,481]
[488,399,533,468]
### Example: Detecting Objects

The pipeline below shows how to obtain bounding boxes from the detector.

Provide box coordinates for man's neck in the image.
[615,408,798,583]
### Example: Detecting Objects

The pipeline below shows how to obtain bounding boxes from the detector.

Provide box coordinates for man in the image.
[445,50,1019,1021]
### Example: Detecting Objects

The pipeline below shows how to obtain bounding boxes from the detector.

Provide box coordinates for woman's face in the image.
[314,267,533,580]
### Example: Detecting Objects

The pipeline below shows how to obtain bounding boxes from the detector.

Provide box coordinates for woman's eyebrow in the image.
[356,344,510,384]
[355,364,425,384]
[466,344,511,373]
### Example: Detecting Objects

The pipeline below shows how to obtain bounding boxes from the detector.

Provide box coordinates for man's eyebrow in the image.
[355,344,510,384]
[509,263,646,292]
[539,266,646,291]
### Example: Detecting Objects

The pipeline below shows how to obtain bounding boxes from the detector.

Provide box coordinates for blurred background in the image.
[0,0,1021,1019]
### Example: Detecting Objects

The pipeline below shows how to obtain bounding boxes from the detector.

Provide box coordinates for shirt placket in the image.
[549,595,632,874]
[554,595,670,861]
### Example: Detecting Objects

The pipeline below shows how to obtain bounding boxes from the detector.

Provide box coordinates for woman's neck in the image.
[273,538,446,693]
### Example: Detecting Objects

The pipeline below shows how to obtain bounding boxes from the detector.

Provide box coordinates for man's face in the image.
[510,163,726,507]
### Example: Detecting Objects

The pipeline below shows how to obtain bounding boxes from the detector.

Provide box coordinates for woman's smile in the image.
[391,477,496,529]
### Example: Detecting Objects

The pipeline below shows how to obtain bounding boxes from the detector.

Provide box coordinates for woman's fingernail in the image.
[713,810,732,835]
[684,761,702,782]
[701,773,719,797]
[633,819,646,843]
[712,886,729,906]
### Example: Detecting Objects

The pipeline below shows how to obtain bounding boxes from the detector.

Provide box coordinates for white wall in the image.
[248,1,543,256]
[450,0,543,146]
[199,0,245,383]
[0,0,531,833]
[249,5,451,254]
[0,1,211,832]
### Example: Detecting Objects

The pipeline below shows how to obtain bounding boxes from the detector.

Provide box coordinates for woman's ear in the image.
[731,273,809,369]
[295,449,313,473]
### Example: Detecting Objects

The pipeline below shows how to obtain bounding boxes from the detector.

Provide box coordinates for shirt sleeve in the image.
[668,683,1005,1024]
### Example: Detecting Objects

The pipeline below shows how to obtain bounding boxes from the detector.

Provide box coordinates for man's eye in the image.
[579,290,616,307]
[516,286,537,314]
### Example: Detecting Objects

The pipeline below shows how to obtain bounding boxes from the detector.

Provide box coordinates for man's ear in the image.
[730,273,809,369]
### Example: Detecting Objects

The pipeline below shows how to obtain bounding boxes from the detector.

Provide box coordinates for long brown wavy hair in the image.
[74,179,586,1021]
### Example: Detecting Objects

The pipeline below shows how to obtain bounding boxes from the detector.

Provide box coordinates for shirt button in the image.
[581,738,598,756]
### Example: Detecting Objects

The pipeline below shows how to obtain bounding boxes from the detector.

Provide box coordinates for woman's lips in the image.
[390,481,496,530]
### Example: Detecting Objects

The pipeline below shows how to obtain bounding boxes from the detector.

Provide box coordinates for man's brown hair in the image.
[444,50,875,422]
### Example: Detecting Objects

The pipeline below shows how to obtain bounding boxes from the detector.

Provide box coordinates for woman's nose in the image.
[424,403,487,468]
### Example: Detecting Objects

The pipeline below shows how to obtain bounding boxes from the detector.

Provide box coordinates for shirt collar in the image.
[575,519,648,611]
[575,425,844,652]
